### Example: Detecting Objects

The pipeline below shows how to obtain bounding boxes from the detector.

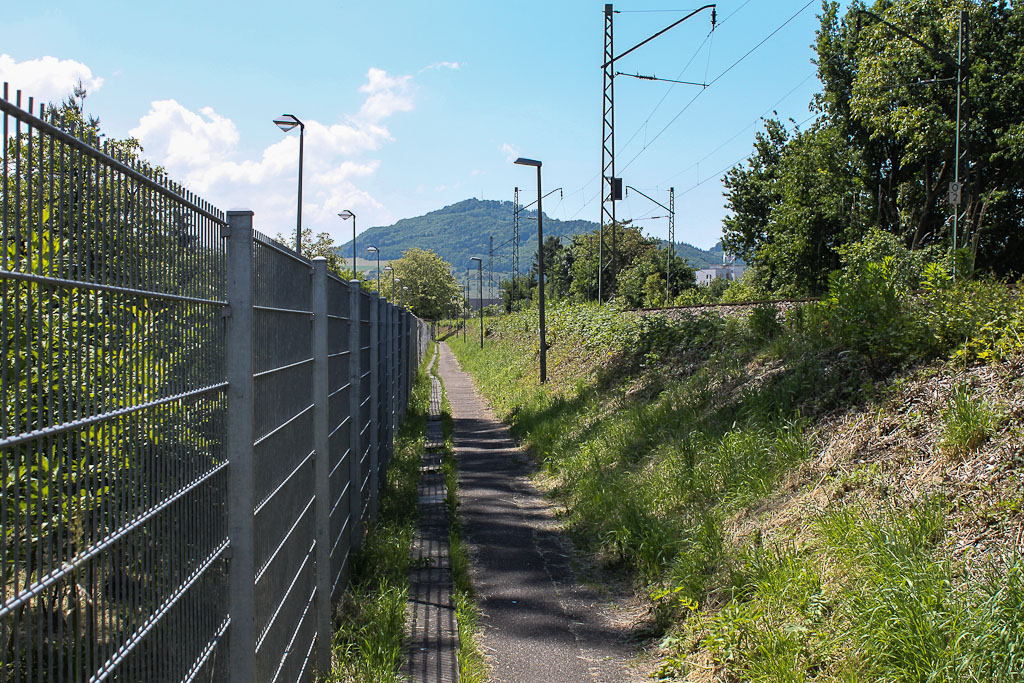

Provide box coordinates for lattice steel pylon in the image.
[512,186,520,309]
[600,3,616,305]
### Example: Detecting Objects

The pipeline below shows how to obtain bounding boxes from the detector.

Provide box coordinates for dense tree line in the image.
[497,225,697,311]
[722,0,1023,295]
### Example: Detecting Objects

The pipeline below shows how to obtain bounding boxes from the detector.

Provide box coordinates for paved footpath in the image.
[437,343,637,683]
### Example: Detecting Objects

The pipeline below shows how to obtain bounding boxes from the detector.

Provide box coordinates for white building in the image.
[695,262,746,285]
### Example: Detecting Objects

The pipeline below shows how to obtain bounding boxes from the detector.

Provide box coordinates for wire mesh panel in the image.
[0,87,230,682]
[357,291,373,518]
[324,276,353,600]
[250,234,317,683]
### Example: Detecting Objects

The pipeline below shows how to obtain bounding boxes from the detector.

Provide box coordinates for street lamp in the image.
[514,157,546,383]
[470,257,484,348]
[273,114,305,254]
[402,286,409,310]
[462,278,468,342]
[338,210,357,280]
[366,246,381,293]
[384,265,395,301]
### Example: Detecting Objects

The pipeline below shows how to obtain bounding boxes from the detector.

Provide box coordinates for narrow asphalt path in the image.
[437,343,638,683]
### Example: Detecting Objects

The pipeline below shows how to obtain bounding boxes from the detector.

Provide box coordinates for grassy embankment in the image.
[327,343,434,682]
[447,271,1024,681]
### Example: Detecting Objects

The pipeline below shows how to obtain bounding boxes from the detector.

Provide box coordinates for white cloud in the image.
[0,54,104,104]
[421,61,461,72]
[129,68,419,239]
[501,142,520,163]
[358,67,414,122]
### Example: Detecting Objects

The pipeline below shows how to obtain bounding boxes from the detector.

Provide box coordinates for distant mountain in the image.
[340,198,722,279]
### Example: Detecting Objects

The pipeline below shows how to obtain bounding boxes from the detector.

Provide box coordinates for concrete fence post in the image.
[225,210,256,683]
[310,259,332,672]
[368,292,380,521]
[348,281,363,550]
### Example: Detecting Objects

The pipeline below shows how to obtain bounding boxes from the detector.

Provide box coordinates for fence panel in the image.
[1,83,425,683]
[250,233,317,683]
[1,89,231,682]
[325,275,354,600]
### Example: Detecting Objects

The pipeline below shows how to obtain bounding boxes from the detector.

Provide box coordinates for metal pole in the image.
[376,250,380,294]
[536,165,547,383]
[667,186,674,304]
[296,125,304,254]
[352,214,357,281]
[348,279,363,550]
[225,210,256,683]
[368,291,380,521]
[310,258,332,672]
[478,260,484,348]
[463,279,467,342]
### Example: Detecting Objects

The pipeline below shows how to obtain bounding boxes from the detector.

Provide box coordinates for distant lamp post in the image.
[514,157,546,383]
[470,257,484,348]
[384,266,395,301]
[273,114,305,253]
[367,246,381,293]
[402,286,409,310]
[462,279,468,342]
[338,210,356,280]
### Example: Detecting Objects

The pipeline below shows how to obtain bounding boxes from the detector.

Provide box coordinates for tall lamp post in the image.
[384,266,395,301]
[462,278,468,342]
[470,257,484,348]
[273,114,305,254]
[514,157,546,383]
[338,210,357,280]
[367,246,381,293]
[402,286,409,310]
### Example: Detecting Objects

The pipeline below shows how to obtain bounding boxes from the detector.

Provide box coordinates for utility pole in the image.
[512,187,520,311]
[600,3,616,306]
[855,8,970,276]
[667,186,675,304]
[489,235,494,301]
[952,9,969,270]
[600,3,715,303]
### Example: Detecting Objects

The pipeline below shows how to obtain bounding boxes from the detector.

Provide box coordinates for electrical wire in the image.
[619,0,817,175]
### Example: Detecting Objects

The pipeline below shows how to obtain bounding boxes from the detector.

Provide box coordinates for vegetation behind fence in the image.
[0,84,425,683]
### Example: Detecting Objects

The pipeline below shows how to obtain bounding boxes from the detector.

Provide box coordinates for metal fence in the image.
[1,85,424,682]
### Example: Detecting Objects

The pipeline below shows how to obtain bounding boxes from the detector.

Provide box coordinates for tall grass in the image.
[447,291,1023,681]
[327,343,435,682]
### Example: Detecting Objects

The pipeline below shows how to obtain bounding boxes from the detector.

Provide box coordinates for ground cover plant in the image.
[447,260,1023,681]
[327,343,435,682]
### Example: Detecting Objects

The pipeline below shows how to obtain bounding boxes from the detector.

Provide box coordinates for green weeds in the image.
[939,383,1002,457]
[327,343,434,682]
[446,288,1023,680]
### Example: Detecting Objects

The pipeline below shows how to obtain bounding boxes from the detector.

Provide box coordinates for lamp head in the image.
[384,265,393,272]
[273,114,303,132]
[514,157,541,167]
[338,210,355,220]
[366,246,378,253]
[470,257,482,263]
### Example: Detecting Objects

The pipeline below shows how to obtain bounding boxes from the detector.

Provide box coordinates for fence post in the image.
[225,210,256,683]
[310,259,332,672]
[368,292,380,521]
[348,281,363,549]
[385,302,394,471]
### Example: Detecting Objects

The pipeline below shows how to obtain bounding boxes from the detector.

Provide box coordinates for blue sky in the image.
[1,1,838,250]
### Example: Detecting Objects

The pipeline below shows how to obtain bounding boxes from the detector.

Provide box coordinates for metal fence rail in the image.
[1,85,424,683]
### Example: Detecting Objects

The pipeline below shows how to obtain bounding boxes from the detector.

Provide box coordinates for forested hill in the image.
[339,198,721,272]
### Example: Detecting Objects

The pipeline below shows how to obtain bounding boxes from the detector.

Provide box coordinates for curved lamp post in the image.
[470,257,483,348]
[367,246,380,293]
[273,114,305,253]
[338,210,356,280]
[514,157,546,383]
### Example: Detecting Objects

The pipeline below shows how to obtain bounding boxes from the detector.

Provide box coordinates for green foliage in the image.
[384,247,462,320]
[275,228,351,277]
[939,383,1001,456]
[329,346,435,681]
